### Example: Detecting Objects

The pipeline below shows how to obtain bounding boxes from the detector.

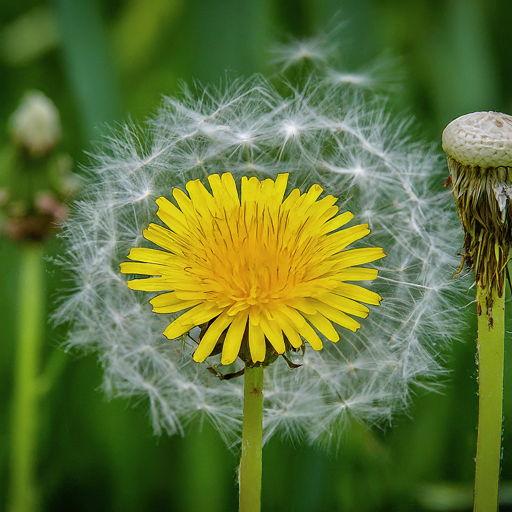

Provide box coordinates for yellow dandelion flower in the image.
[120,173,385,365]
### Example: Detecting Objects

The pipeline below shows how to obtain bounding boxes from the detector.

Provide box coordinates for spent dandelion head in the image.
[443,111,512,296]
[443,111,512,512]
[55,43,466,445]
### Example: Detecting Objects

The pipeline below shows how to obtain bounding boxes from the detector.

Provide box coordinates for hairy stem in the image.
[474,284,504,512]
[239,365,264,512]
[9,244,45,512]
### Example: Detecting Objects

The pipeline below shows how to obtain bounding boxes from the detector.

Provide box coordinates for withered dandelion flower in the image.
[120,172,385,366]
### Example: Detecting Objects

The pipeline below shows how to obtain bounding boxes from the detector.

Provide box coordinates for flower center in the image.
[184,202,332,314]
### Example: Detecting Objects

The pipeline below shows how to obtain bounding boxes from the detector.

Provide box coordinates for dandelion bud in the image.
[10,90,61,157]
[2,92,72,241]
[442,111,512,296]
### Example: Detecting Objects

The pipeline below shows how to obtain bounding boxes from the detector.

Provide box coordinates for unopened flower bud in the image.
[10,91,61,156]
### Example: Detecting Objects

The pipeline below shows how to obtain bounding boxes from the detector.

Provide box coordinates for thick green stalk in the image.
[9,244,45,512]
[239,365,264,512]
[474,284,504,512]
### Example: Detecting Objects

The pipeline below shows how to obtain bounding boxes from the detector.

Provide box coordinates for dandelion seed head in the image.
[55,38,467,446]
[10,90,61,155]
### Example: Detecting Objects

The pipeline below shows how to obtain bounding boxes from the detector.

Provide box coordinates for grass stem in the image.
[8,243,45,512]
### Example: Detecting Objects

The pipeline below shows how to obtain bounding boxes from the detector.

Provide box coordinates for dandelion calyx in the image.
[120,172,384,366]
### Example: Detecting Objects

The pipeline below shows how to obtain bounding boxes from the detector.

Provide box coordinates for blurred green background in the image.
[1,0,512,510]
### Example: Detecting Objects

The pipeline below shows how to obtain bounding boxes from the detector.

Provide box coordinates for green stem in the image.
[239,365,264,512]
[9,244,45,512]
[474,284,504,512]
